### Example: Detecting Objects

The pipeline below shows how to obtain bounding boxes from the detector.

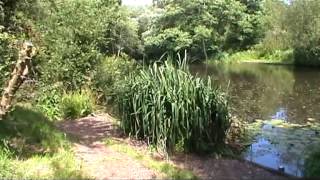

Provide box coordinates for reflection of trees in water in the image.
[284,69,320,123]
[191,63,320,123]
[196,63,295,122]
[245,124,320,177]
[304,144,320,177]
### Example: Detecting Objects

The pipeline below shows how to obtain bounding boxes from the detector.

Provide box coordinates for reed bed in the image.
[117,61,230,153]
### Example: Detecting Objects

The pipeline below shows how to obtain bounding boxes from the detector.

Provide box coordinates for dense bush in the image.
[35,84,63,121]
[286,0,320,65]
[2,0,142,92]
[117,61,231,153]
[0,31,18,92]
[294,45,320,66]
[258,0,320,65]
[94,55,137,103]
[143,0,264,61]
[60,90,95,119]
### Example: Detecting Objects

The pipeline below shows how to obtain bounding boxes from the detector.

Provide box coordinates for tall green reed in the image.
[117,58,230,153]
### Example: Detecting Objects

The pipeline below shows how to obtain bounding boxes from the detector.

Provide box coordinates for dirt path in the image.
[59,114,289,180]
[58,114,157,179]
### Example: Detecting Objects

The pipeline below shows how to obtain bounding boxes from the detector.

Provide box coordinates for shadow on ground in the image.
[58,114,290,180]
[58,114,123,147]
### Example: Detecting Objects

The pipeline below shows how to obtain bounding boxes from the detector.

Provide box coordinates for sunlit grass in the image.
[0,105,90,179]
[0,148,90,179]
[212,50,294,65]
[105,138,197,180]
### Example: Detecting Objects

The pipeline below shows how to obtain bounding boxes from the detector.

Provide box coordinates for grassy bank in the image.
[0,105,89,179]
[212,50,295,65]
[105,138,197,179]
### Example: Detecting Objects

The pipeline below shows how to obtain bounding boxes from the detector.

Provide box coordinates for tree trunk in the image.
[0,41,36,119]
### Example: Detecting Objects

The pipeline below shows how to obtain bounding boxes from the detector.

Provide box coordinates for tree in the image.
[143,0,264,61]
[260,0,320,65]
[286,0,320,65]
[0,41,36,118]
[144,27,192,58]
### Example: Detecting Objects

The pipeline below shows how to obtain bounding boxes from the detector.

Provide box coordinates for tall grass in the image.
[117,60,230,153]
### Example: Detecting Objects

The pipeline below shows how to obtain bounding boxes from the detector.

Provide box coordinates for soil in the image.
[58,114,157,179]
[58,114,290,180]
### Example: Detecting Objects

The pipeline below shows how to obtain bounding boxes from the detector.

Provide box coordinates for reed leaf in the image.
[117,59,231,153]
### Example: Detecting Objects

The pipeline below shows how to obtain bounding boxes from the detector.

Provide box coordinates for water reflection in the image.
[190,63,320,177]
[244,120,320,177]
[190,63,320,124]
[271,108,288,121]
[246,137,304,177]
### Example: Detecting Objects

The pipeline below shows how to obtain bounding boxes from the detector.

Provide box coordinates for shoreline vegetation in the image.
[209,50,296,66]
[209,48,320,67]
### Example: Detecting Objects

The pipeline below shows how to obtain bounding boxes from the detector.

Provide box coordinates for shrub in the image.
[117,61,231,153]
[94,55,137,104]
[60,90,95,119]
[35,84,63,121]
[294,45,320,66]
[0,31,18,93]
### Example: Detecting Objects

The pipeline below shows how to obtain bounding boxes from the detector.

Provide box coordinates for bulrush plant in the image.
[117,58,231,153]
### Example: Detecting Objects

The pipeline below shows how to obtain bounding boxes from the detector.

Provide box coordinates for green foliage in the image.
[118,60,230,153]
[216,49,294,64]
[35,84,63,120]
[259,0,320,66]
[144,28,192,58]
[94,55,137,103]
[257,0,290,53]
[16,0,141,90]
[0,105,69,155]
[0,145,88,179]
[0,146,14,179]
[0,104,88,179]
[105,138,197,179]
[0,31,18,91]
[60,90,95,119]
[144,0,264,60]
[287,0,320,66]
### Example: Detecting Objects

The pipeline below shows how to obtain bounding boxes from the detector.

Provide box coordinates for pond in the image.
[190,62,320,177]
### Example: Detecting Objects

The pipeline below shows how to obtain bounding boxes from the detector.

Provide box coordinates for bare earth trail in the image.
[58,114,157,179]
[59,114,289,180]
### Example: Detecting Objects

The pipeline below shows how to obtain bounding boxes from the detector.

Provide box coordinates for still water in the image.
[190,63,320,177]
